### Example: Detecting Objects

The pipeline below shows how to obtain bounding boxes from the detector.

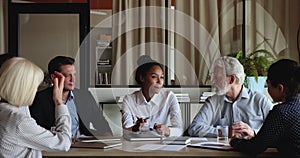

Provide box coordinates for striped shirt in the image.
[0,103,71,158]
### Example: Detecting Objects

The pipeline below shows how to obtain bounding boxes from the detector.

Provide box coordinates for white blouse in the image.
[121,88,183,136]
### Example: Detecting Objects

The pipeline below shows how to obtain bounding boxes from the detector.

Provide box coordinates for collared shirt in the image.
[0,103,71,158]
[230,95,300,157]
[188,86,273,137]
[19,106,31,117]
[65,91,80,137]
[121,88,183,136]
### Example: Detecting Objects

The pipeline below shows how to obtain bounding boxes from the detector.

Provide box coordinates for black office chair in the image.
[182,126,190,136]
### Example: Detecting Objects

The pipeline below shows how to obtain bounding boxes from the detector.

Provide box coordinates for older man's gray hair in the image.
[213,56,246,84]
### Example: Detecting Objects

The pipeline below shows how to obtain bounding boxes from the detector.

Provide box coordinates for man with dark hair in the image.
[30,56,112,137]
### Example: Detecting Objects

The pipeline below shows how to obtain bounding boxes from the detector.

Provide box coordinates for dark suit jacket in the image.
[29,87,112,136]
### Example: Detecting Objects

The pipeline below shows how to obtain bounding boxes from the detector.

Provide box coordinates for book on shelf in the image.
[97,72,103,85]
[202,92,216,97]
[176,96,191,102]
[199,91,216,102]
[174,93,190,102]
[97,59,110,65]
[199,96,208,101]
[174,93,189,97]
[104,72,109,84]
[97,72,111,85]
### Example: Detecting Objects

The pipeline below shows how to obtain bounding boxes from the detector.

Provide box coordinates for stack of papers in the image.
[199,92,216,102]
[175,93,190,102]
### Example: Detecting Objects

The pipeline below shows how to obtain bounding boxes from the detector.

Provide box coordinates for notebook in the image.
[187,141,233,151]
[162,137,192,145]
[123,131,164,141]
[71,140,122,149]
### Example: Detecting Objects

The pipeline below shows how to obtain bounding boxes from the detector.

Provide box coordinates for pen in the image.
[136,116,150,124]
[143,117,150,121]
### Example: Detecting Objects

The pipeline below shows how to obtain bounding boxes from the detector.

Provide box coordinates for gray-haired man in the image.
[188,56,273,139]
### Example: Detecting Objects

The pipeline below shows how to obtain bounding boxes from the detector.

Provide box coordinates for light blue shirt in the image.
[65,91,80,137]
[188,86,273,137]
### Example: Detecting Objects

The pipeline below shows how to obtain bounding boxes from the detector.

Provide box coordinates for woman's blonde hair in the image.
[0,57,44,106]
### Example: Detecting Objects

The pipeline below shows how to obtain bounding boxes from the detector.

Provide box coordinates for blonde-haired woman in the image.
[0,57,71,158]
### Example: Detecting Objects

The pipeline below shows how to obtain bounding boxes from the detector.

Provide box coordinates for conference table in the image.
[42,137,279,157]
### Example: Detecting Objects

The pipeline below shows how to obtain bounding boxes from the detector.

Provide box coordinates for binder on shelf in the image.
[104,72,109,85]
[96,72,111,85]
[98,72,103,85]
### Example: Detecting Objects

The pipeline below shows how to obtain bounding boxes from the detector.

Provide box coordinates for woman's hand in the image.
[154,123,170,137]
[132,115,148,132]
[232,121,255,140]
[52,71,65,106]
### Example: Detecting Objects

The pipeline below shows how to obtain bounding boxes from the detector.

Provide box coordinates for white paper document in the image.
[135,144,185,151]
[190,137,208,141]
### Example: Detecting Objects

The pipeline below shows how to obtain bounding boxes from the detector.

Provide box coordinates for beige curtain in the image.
[0,0,7,54]
[111,0,168,85]
[175,0,300,85]
[246,0,300,61]
[174,0,242,85]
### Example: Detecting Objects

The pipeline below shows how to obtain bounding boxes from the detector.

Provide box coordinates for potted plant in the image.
[229,40,277,93]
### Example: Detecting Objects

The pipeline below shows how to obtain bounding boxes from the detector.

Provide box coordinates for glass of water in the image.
[216,125,228,142]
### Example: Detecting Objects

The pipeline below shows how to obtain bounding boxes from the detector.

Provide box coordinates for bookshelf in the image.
[94,27,112,86]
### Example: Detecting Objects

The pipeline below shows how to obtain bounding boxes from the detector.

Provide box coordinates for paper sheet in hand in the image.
[188,142,233,151]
